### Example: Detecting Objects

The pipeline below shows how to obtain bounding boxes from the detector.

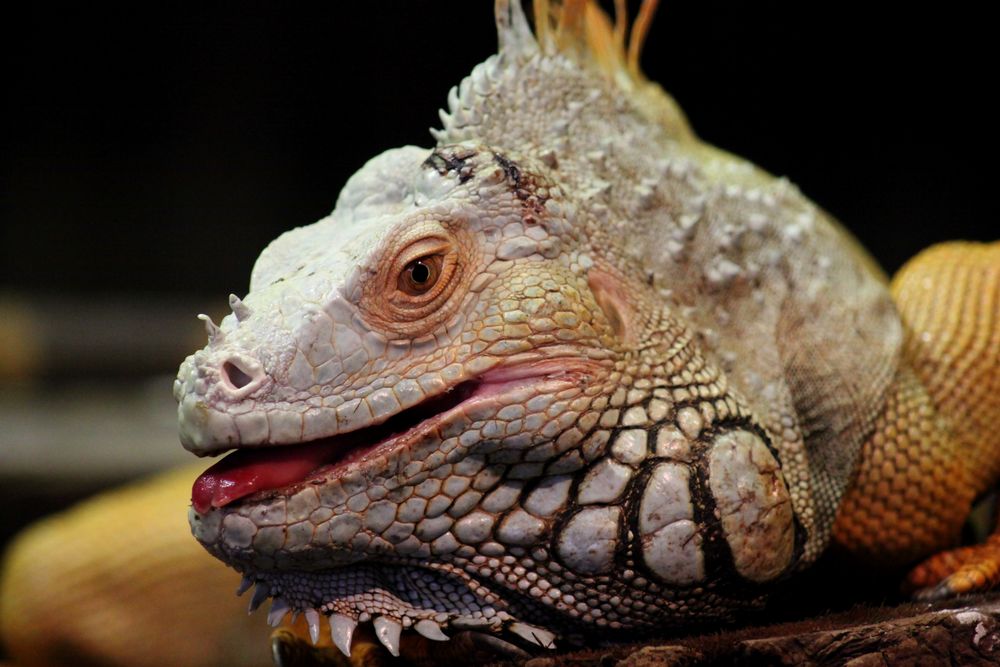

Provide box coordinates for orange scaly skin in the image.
[833,241,1000,595]
[0,466,273,667]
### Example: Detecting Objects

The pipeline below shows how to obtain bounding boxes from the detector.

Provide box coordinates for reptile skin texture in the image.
[1,2,997,665]
[0,466,272,667]
[834,242,1000,590]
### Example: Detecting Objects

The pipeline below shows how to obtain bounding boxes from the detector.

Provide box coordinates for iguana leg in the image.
[833,241,1000,595]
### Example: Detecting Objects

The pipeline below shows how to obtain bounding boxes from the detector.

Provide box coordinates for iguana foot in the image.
[905,535,1000,601]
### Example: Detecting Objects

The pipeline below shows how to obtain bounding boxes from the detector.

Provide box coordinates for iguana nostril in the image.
[222,360,255,390]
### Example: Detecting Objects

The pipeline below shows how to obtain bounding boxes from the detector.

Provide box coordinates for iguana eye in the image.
[399,256,442,295]
[375,236,462,329]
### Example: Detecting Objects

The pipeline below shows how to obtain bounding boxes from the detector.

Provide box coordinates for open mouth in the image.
[191,359,601,514]
[191,380,483,514]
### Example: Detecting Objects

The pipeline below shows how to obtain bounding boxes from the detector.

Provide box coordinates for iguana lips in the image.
[191,361,599,514]
[191,379,484,514]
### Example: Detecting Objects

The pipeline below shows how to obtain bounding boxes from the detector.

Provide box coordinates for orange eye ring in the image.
[362,233,465,334]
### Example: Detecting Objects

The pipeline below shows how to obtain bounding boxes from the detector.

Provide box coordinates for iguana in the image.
[2,0,997,665]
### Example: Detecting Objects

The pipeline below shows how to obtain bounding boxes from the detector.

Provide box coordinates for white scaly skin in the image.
[175,0,900,658]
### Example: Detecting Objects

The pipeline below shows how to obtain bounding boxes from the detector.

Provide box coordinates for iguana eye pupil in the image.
[399,255,443,296]
[410,261,430,283]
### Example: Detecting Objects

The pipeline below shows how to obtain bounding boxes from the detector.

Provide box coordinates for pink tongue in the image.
[191,441,337,514]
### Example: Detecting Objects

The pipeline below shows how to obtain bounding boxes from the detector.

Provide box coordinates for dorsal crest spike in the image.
[229,293,252,322]
[627,0,660,77]
[437,0,685,149]
[522,0,661,84]
[495,0,538,57]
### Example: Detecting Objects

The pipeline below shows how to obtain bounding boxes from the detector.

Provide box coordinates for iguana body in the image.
[2,1,997,664]
[0,466,273,667]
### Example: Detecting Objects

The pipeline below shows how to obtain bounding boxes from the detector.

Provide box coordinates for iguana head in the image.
[176,0,805,657]
[177,139,622,647]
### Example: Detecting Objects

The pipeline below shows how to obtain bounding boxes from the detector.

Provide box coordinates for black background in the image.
[4,2,996,300]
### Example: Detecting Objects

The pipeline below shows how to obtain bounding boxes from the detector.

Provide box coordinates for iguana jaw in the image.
[190,360,588,515]
[188,360,603,656]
